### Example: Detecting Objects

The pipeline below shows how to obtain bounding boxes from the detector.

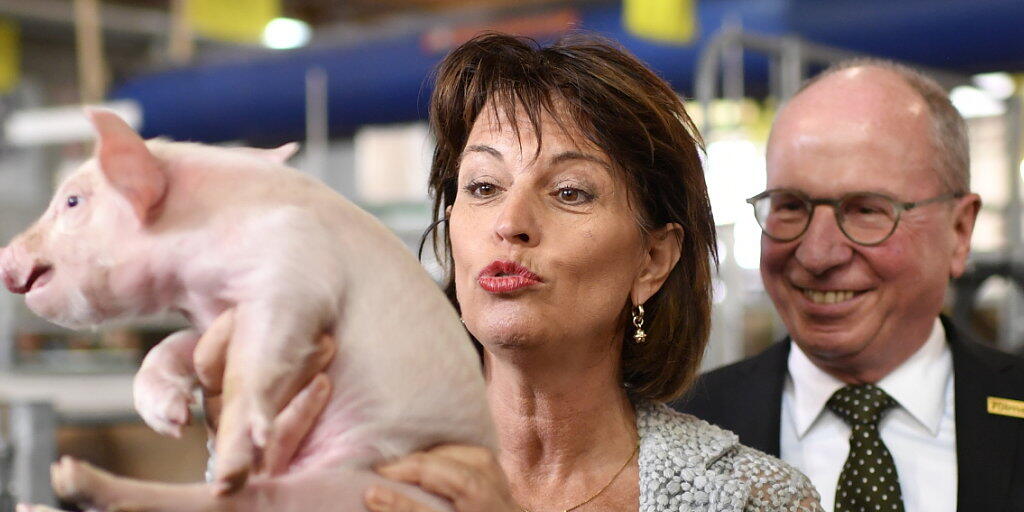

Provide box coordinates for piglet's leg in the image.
[210,300,334,492]
[48,456,215,512]
[16,505,66,512]
[134,329,201,438]
[39,375,337,512]
[45,457,454,512]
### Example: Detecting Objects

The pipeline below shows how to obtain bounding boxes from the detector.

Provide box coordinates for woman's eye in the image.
[66,195,80,208]
[465,181,499,198]
[554,187,593,205]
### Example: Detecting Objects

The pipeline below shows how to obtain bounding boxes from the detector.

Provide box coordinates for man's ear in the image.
[87,108,167,224]
[630,223,684,306]
[949,193,981,279]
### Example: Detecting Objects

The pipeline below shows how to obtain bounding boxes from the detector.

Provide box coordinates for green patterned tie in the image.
[826,384,905,512]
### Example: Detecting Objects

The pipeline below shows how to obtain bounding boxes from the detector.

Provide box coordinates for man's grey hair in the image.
[798,58,970,194]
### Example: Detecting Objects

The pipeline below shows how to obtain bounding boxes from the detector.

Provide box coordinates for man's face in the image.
[761,67,979,382]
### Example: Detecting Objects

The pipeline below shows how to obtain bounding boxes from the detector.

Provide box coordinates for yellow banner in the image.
[187,0,280,44]
[988,396,1024,419]
[0,18,20,93]
[623,0,697,44]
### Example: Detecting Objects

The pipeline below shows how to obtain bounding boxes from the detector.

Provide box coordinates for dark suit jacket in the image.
[671,317,1024,511]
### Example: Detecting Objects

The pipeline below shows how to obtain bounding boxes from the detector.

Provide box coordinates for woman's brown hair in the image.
[426,32,717,402]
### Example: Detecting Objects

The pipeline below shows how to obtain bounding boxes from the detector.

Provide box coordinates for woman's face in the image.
[449,103,651,356]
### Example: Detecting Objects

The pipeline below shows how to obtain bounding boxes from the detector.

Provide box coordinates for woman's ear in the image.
[630,223,684,306]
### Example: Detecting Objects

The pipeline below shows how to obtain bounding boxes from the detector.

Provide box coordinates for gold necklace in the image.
[520,441,639,512]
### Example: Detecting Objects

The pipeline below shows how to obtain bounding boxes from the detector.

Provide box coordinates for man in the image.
[675,59,1024,511]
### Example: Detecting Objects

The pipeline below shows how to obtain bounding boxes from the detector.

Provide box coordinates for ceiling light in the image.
[261,18,311,50]
[972,72,1016,100]
[950,86,1006,119]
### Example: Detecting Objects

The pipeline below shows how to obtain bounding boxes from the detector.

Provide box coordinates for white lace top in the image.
[637,400,822,511]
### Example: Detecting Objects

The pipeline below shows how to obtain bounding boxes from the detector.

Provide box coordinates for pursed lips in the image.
[476,260,542,293]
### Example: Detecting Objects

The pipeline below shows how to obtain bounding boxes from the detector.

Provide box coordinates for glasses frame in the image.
[746,188,965,246]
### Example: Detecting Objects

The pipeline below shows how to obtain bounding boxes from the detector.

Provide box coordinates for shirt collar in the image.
[787,318,952,437]
[876,318,951,435]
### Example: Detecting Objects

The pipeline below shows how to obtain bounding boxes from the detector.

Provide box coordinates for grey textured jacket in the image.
[638,401,822,511]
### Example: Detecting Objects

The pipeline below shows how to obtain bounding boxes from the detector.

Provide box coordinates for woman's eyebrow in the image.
[550,150,611,171]
[460,144,503,162]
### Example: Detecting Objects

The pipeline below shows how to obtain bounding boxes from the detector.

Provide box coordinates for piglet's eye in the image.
[66,195,80,208]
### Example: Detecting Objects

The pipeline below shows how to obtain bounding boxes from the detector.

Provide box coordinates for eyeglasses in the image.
[746,189,964,246]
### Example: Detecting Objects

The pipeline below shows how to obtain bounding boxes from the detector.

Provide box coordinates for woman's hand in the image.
[364,445,522,512]
[193,309,336,477]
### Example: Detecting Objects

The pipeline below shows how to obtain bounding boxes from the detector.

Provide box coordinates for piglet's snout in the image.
[0,244,47,295]
[0,245,18,293]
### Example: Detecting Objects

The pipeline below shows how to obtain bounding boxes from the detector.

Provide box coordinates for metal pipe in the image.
[0,0,169,38]
[9,402,56,507]
[999,95,1024,353]
[778,37,805,101]
[73,0,106,104]
[305,67,329,183]
[1004,96,1023,258]
[0,428,14,512]
[3,100,142,147]
[696,30,971,109]
[722,17,745,103]
[168,0,195,64]
[0,293,12,373]
[694,29,725,134]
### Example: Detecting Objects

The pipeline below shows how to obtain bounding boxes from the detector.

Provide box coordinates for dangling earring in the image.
[632,304,647,344]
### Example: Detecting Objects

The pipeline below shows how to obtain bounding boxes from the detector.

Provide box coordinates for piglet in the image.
[0,110,494,511]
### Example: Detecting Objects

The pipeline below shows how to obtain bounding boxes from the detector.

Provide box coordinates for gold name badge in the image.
[988,396,1024,419]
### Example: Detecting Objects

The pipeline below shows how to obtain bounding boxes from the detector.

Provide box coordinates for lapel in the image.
[945,316,1024,510]
[738,339,791,457]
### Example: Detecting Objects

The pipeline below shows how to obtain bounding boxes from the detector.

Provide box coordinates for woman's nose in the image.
[493,190,540,246]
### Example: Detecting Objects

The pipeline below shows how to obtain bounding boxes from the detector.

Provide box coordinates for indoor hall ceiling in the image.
[97,0,578,26]
[0,0,604,105]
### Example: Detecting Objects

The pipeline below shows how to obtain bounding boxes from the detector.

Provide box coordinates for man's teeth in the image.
[802,289,856,304]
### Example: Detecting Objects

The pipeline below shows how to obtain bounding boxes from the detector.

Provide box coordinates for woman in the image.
[363,33,820,511]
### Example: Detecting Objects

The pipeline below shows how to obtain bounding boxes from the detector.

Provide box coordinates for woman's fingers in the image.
[262,372,332,475]
[376,452,476,503]
[193,309,235,394]
[364,485,443,512]
[312,332,336,373]
[425,445,496,469]
[373,445,516,512]
[195,314,335,435]
[191,309,338,480]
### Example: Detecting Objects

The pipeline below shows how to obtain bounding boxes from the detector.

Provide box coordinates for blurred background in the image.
[0,0,1022,508]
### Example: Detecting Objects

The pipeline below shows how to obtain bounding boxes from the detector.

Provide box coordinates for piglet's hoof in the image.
[16,504,70,512]
[49,456,118,511]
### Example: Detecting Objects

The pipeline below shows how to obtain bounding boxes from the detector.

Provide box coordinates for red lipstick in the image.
[477,260,542,293]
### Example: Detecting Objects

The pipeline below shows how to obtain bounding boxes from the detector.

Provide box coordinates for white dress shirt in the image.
[780,318,957,512]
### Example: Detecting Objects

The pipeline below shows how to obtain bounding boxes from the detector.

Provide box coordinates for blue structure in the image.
[110,0,1024,143]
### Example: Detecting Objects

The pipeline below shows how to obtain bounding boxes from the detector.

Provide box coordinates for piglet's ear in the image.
[266,142,299,163]
[229,142,300,164]
[86,108,167,224]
